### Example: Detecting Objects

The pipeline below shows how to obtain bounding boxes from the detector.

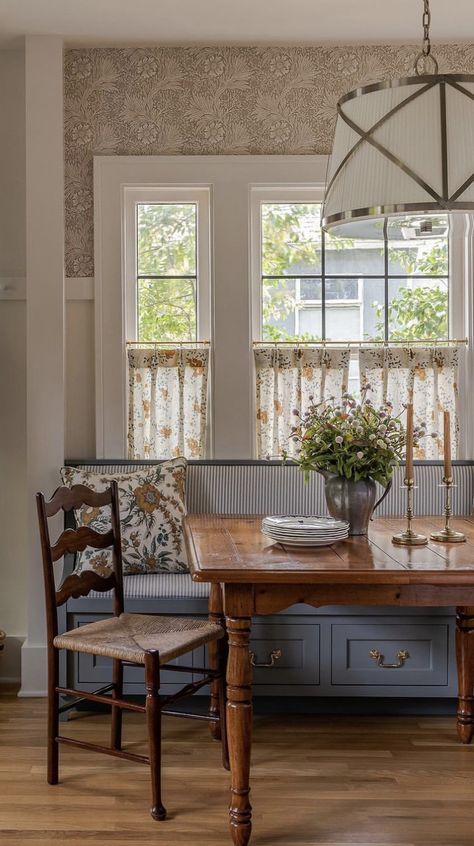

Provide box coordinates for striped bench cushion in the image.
[90,572,209,599]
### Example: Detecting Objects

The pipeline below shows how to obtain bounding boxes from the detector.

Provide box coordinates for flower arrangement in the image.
[286,386,427,488]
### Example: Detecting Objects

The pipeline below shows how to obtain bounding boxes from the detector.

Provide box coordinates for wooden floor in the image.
[1,696,474,845]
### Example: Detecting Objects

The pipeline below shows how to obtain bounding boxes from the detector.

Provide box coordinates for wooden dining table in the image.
[183,514,474,846]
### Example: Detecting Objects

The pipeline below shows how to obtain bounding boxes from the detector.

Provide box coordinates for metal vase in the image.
[321,472,391,536]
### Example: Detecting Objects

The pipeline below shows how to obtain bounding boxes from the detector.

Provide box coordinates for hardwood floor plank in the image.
[1,696,474,845]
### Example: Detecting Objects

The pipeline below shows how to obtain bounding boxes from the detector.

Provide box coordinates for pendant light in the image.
[322,0,474,238]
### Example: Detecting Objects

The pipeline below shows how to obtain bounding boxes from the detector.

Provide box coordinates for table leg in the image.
[456,606,474,744]
[225,584,253,846]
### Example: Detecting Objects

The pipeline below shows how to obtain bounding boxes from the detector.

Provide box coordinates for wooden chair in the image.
[36,481,228,821]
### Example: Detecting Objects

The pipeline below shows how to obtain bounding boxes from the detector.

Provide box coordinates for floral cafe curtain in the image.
[254,345,350,459]
[127,345,209,460]
[359,346,461,460]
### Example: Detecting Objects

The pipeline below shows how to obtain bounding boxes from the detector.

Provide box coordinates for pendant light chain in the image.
[414,0,438,75]
[422,0,432,57]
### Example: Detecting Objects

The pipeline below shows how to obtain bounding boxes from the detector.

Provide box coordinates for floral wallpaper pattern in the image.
[64,44,474,276]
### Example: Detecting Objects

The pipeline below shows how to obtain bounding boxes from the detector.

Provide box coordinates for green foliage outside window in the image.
[135,201,449,344]
[374,240,448,341]
[137,203,197,342]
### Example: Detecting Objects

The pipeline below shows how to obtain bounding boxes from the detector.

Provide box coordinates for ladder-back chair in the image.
[36,481,228,821]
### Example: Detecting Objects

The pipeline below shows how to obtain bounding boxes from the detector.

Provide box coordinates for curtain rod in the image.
[253,338,468,347]
[127,340,210,346]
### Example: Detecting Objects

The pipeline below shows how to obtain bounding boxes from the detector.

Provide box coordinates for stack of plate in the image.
[262,515,349,548]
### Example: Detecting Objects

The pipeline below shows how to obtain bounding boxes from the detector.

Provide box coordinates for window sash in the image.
[124,186,211,344]
[255,194,449,344]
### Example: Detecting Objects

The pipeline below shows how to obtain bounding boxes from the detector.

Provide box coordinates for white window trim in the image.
[94,155,327,459]
[450,214,474,458]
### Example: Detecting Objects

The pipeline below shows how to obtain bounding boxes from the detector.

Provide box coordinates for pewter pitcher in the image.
[321,472,391,536]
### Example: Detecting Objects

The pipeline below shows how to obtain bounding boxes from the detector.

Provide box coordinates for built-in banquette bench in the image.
[59,460,474,703]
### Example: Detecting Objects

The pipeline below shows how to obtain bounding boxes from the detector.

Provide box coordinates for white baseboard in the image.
[19,640,47,697]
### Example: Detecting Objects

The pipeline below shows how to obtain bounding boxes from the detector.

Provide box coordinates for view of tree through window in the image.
[261,203,449,343]
[136,201,449,344]
[137,203,197,342]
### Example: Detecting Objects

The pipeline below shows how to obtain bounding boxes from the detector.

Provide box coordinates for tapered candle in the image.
[444,410,452,480]
[405,403,414,481]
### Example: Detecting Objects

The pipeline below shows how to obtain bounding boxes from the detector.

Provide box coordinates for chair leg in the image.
[47,648,59,785]
[208,584,224,741]
[218,635,230,771]
[145,650,167,821]
[208,638,222,741]
[111,659,123,751]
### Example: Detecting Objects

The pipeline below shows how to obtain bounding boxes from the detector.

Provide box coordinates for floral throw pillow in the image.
[60,459,188,576]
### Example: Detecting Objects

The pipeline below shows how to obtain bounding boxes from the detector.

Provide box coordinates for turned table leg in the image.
[456,607,474,744]
[225,584,253,846]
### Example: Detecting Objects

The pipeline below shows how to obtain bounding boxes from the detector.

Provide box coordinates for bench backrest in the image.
[65,460,474,517]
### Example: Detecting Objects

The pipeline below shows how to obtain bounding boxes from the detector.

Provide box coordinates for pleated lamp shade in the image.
[322,74,474,238]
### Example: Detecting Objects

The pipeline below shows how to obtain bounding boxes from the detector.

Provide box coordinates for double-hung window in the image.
[95,156,467,460]
[123,187,211,460]
[252,187,458,460]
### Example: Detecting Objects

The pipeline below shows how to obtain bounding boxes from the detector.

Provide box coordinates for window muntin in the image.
[136,202,198,342]
[260,202,449,343]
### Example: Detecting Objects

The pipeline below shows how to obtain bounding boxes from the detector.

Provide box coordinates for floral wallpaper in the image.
[64,44,474,277]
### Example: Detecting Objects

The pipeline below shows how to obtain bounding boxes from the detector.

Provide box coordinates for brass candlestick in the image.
[392,479,428,546]
[430,478,466,543]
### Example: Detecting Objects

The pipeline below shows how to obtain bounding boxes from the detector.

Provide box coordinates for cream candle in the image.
[405,403,414,481]
[444,410,452,480]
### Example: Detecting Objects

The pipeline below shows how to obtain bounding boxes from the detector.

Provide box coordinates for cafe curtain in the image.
[127,345,209,459]
[359,346,461,459]
[254,345,350,459]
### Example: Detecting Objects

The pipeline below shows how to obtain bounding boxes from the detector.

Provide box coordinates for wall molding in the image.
[0,277,94,301]
[18,641,47,697]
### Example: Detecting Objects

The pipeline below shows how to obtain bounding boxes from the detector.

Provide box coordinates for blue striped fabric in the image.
[90,572,209,599]
[75,462,474,517]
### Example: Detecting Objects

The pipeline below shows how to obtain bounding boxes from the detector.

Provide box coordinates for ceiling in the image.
[0,0,473,48]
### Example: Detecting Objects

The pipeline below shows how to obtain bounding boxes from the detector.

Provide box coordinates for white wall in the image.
[66,299,95,458]
[0,44,91,689]
[0,49,27,684]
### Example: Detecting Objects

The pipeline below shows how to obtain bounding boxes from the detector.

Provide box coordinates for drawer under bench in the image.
[62,607,456,699]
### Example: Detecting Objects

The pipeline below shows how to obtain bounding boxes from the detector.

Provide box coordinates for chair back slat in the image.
[51,526,115,562]
[44,484,113,518]
[36,481,125,641]
[55,571,118,607]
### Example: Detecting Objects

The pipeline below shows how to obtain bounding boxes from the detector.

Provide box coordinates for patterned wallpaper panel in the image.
[64,44,474,277]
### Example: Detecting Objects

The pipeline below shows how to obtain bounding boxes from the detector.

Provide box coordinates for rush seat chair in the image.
[36,481,228,821]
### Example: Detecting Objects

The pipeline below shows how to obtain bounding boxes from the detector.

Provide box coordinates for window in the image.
[95,156,469,460]
[122,186,212,460]
[259,200,449,344]
[136,202,198,342]
[124,187,211,345]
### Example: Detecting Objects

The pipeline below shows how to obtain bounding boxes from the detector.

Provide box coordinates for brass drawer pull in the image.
[369,648,410,669]
[250,649,282,668]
